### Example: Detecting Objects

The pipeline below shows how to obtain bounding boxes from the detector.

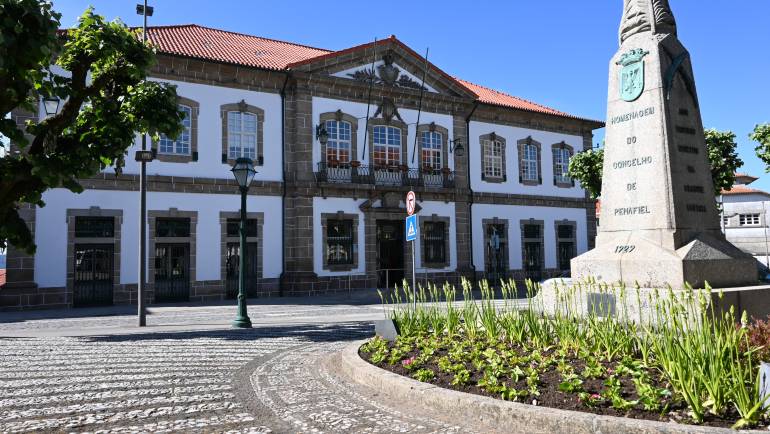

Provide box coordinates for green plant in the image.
[451,368,471,386]
[413,368,435,382]
[558,373,584,394]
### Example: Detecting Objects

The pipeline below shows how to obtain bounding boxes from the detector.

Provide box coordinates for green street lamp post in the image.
[231,157,257,328]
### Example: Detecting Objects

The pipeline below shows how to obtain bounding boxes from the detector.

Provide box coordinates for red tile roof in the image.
[0,269,5,287]
[147,25,331,70]
[143,25,601,125]
[721,184,770,196]
[454,78,597,122]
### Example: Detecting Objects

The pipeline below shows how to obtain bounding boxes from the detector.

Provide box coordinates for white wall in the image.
[312,197,366,277]
[35,189,282,287]
[414,201,457,272]
[311,97,454,170]
[120,78,283,182]
[471,204,588,271]
[469,120,585,198]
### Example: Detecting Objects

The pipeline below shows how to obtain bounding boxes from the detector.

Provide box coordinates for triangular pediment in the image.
[287,36,477,99]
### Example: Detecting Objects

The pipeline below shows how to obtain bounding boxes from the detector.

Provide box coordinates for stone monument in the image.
[571,0,757,288]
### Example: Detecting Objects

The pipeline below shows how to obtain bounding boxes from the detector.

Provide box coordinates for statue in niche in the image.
[619,0,677,43]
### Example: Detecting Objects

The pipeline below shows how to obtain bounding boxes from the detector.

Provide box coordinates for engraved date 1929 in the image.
[614,245,636,254]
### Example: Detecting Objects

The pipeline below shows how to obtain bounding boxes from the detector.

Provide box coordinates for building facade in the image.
[722,174,770,273]
[1,25,602,310]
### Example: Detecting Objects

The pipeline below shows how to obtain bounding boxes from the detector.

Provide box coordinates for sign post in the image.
[405,191,417,310]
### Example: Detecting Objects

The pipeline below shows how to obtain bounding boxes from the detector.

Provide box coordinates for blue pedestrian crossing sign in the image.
[405,214,417,242]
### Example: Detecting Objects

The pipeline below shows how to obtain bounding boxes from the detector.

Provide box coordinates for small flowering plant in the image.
[578,392,605,408]
[401,356,417,370]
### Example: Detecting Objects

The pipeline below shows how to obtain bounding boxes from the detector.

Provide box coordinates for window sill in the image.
[422,262,449,269]
[325,264,357,272]
[156,154,194,163]
[554,182,574,189]
[482,177,506,184]
[520,180,540,186]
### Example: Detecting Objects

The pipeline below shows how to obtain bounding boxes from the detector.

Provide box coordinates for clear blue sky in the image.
[52,1,770,191]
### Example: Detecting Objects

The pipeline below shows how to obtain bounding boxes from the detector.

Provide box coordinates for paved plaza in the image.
[0,293,478,433]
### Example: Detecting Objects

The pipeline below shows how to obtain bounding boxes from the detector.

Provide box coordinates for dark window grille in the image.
[558,241,575,271]
[156,218,190,238]
[424,222,446,263]
[226,219,258,237]
[326,220,353,265]
[523,224,541,239]
[556,224,576,271]
[486,224,507,273]
[558,224,574,239]
[75,217,114,238]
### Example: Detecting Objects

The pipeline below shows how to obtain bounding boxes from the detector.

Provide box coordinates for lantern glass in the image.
[454,143,465,157]
[231,157,256,188]
[43,97,60,116]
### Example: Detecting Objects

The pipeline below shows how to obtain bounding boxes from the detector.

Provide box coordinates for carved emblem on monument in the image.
[616,48,649,102]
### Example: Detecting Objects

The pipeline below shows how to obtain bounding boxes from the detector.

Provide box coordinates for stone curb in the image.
[332,339,763,434]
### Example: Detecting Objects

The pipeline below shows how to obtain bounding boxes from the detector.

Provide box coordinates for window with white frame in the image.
[522,144,539,182]
[739,214,761,226]
[553,147,571,184]
[227,111,257,160]
[421,131,442,170]
[482,139,503,179]
[158,105,192,155]
[325,120,352,164]
[373,126,401,167]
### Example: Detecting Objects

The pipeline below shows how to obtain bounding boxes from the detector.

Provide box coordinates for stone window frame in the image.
[221,100,265,166]
[368,118,408,169]
[416,123,449,171]
[480,133,506,183]
[66,207,123,306]
[320,110,359,164]
[554,220,577,271]
[152,96,200,163]
[419,214,451,269]
[148,209,197,286]
[517,136,542,186]
[520,219,545,273]
[482,218,509,272]
[551,141,575,188]
[321,212,359,272]
[219,211,264,281]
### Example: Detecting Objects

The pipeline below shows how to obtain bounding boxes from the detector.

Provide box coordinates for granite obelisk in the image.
[571,0,756,288]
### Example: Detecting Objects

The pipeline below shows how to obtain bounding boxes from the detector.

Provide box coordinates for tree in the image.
[567,148,603,199]
[567,129,742,198]
[704,129,743,196]
[750,123,770,171]
[0,1,184,253]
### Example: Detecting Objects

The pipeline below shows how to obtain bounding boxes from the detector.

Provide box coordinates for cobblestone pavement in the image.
[0,299,482,433]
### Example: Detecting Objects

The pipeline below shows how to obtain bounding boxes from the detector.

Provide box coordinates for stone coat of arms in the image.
[616,48,649,102]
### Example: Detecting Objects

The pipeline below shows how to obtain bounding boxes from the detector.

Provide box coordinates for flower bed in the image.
[361,279,770,430]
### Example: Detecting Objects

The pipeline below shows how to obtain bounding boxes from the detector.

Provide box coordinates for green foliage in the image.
[566,129,745,200]
[704,129,743,196]
[412,368,435,382]
[567,148,603,199]
[0,2,184,252]
[750,123,770,172]
[368,277,769,428]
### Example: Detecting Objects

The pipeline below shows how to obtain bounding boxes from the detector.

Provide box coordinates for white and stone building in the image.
[722,173,770,271]
[2,25,602,310]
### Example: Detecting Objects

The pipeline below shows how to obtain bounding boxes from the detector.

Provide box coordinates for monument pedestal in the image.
[572,231,757,289]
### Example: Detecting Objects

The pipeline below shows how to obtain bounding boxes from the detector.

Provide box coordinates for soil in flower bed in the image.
[359,336,756,429]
